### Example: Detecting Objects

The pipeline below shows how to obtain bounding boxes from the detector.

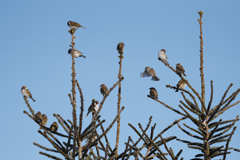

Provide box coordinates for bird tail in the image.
[31,97,36,102]
[176,85,179,92]
[81,55,86,58]
[86,110,91,117]
[152,76,160,81]
[176,88,179,92]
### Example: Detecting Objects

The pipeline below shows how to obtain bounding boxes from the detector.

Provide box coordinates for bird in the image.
[41,114,48,127]
[176,63,186,77]
[68,48,86,58]
[176,79,187,92]
[67,20,85,29]
[21,86,36,102]
[117,42,125,54]
[50,122,58,132]
[34,111,42,124]
[67,20,85,35]
[149,87,158,99]
[100,84,108,96]
[141,66,160,81]
[158,49,168,63]
[87,99,99,116]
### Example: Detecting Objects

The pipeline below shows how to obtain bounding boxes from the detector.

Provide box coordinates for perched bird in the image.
[149,87,158,99]
[87,99,99,116]
[67,20,85,29]
[100,84,108,96]
[176,63,186,77]
[68,48,86,58]
[141,66,160,81]
[117,42,125,54]
[158,49,168,63]
[50,122,58,132]
[176,79,187,92]
[21,86,36,102]
[41,114,48,126]
[34,111,42,124]
[67,20,85,35]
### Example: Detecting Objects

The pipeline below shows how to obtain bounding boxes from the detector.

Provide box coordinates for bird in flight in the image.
[141,66,160,81]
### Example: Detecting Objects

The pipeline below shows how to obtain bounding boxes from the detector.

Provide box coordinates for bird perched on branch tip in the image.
[117,42,125,54]
[67,20,85,35]
[21,86,36,102]
[158,49,168,64]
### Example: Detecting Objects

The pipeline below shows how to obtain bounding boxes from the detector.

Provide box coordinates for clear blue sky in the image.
[1,0,240,159]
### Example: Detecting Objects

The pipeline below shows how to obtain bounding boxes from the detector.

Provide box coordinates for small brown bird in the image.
[41,114,48,126]
[149,87,158,99]
[117,42,125,53]
[68,48,86,58]
[158,49,168,63]
[34,111,42,124]
[176,79,187,92]
[87,99,99,116]
[67,20,85,29]
[100,84,108,96]
[176,63,186,77]
[67,20,85,35]
[141,66,160,81]
[50,122,58,132]
[21,86,36,102]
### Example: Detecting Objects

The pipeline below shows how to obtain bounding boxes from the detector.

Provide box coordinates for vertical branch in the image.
[115,42,125,157]
[198,10,206,112]
[76,81,84,160]
[70,34,78,159]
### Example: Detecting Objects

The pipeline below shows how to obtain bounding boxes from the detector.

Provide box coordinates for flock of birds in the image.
[20,21,110,131]
[21,20,188,130]
[143,49,187,100]
[21,83,108,131]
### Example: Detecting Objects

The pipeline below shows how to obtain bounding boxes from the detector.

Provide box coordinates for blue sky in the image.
[1,0,240,159]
